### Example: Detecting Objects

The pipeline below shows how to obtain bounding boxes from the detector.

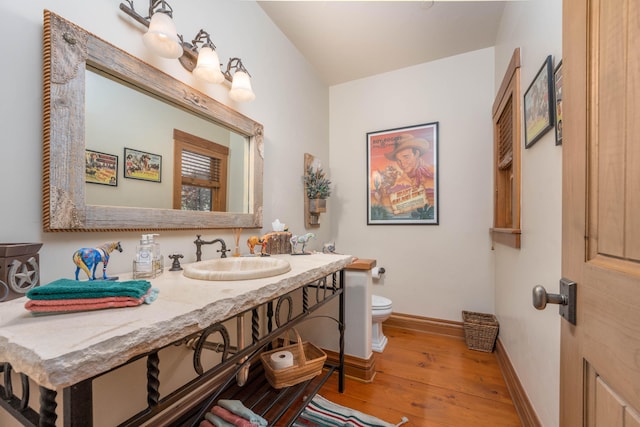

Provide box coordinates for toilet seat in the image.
[372,295,392,310]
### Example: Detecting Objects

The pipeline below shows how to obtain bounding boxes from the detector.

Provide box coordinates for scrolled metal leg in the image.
[19,373,29,411]
[267,302,274,334]
[39,386,58,427]
[251,309,260,344]
[147,352,160,407]
[2,363,12,400]
[302,286,309,312]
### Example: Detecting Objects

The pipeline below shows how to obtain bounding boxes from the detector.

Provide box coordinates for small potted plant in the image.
[304,165,331,214]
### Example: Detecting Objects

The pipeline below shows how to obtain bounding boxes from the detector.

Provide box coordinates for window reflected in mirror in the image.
[174,129,228,212]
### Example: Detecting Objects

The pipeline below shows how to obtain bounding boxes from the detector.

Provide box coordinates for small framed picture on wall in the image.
[554,60,563,145]
[124,147,162,183]
[524,55,554,148]
[85,149,118,186]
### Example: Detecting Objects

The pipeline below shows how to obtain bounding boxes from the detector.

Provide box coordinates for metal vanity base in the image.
[1,270,345,427]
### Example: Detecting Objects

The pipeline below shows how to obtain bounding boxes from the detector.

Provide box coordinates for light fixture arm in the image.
[191,29,216,50]
[224,58,251,81]
[120,1,180,31]
[149,0,174,18]
[119,1,152,28]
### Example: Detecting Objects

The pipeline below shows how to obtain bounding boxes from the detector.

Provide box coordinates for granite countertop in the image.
[0,253,353,390]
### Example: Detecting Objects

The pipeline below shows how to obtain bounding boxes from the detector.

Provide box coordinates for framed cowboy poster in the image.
[367,122,439,225]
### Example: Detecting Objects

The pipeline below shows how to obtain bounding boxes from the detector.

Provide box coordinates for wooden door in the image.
[562,0,640,425]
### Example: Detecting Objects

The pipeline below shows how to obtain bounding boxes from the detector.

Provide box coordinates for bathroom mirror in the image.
[43,11,263,231]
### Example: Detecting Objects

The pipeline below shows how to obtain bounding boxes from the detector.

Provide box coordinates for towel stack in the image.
[24,278,158,314]
[200,400,268,427]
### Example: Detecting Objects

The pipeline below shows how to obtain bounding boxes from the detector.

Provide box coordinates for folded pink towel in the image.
[25,296,144,313]
[200,420,216,427]
[211,406,257,427]
[26,294,144,307]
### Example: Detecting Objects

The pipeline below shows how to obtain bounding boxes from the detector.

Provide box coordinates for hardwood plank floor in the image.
[317,325,521,426]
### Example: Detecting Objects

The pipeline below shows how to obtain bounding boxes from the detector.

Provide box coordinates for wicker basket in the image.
[260,328,327,389]
[462,311,499,352]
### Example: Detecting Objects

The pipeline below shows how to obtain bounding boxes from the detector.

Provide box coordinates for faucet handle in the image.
[218,247,231,258]
[168,254,184,271]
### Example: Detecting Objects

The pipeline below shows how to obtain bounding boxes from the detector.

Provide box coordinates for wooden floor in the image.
[317,325,521,426]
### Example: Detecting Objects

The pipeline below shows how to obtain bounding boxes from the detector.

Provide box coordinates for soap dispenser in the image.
[133,234,154,278]
[148,233,164,276]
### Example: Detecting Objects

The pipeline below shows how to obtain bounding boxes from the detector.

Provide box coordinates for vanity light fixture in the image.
[189,30,225,84]
[119,0,256,101]
[225,58,256,103]
[141,0,182,59]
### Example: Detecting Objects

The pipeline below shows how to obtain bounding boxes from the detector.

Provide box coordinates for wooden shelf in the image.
[491,227,522,249]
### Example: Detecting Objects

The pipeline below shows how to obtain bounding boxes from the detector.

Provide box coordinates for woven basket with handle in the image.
[260,328,327,389]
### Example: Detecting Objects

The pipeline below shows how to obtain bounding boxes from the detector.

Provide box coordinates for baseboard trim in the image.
[384,312,541,427]
[384,312,465,338]
[494,338,542,427]
[324,349,376,383]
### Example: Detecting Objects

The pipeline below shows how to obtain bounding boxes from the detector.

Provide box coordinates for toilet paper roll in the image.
[372,267,385,279]
[269,350,294,370]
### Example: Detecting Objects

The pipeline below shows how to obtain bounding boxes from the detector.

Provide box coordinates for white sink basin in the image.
[183,257,291,281]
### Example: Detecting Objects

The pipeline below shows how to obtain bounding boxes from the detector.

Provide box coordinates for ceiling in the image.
[258,1,507,86]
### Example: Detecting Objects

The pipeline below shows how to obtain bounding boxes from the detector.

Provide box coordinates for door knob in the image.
[531,279,577,325]
[532,285,567,309]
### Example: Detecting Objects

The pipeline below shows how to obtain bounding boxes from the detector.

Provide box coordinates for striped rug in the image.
[293,394,408,427]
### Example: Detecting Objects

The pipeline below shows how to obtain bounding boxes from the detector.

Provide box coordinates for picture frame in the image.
[124,147,162,183]
[366,122,439,225]
[554,60,563,145]
[524,55,554,148]
[85,149,118,186]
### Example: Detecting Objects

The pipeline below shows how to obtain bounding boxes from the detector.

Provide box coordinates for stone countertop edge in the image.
[0,253,354,390]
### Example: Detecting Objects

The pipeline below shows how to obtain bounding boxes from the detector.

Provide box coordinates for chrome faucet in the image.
[194,235,229,261]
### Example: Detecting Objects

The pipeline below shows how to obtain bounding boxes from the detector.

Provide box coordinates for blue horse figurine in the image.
[73,241,123,281]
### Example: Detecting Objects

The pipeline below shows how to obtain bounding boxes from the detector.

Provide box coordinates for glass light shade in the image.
[143,12,184,59]
[229,71,256,102]
[192,46,224,84]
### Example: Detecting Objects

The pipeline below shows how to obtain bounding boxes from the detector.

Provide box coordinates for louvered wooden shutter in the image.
[182,150,222,183]
[497,97,513,170]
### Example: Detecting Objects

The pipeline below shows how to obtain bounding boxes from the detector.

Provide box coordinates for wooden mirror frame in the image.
[42,10,263,231]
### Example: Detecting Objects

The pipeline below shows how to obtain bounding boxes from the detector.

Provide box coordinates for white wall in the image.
[329,48,496,321]
[0,1,330,425]
[493,1,562,426]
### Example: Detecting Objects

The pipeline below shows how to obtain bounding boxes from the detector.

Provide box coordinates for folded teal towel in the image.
[218,399,267,426]
[204,413,235,427]
[26,278,151,300]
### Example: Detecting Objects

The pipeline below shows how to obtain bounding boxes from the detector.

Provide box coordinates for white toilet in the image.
[371,294,393,353]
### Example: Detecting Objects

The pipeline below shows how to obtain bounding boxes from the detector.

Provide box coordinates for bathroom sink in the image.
[183,257,291,281]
